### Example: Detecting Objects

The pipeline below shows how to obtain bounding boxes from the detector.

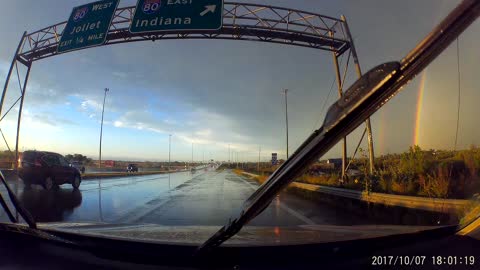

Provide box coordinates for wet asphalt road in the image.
[0,169,372,226]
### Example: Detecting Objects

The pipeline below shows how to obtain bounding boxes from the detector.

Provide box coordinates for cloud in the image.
[195,129,212,137]
[1,0,473,161]
[81,99,102,111]
[1,109,75,130]
[108,106,273,154]
[112,71,128,78]
[0,60,9,78]
[28,111,76,127]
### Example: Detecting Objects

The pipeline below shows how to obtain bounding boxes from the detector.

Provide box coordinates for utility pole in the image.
[191,143,194,168]
[241,152,243,169]
[99,88,109,169]
[258,146,261,172]
[168,134,172,171]
[283,89,289,159]
[228,144,231,165]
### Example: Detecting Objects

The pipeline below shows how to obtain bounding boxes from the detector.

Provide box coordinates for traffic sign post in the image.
[58,0,119,53]
[130,0,223,33]
[271,153,278,165]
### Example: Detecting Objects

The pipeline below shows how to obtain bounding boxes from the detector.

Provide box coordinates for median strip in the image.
[81,171,172,180]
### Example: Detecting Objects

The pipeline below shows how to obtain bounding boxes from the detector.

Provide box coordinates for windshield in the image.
[0,0,479,248]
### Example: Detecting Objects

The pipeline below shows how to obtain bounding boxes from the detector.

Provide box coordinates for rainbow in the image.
[413,71,427,146]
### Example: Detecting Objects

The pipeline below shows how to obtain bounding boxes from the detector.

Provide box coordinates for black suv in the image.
[126,164,138,173]
[18,151,82,190]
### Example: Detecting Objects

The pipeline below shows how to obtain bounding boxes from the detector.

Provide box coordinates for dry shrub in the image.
[296,174,340,187]
[378,169,392,193]
[418,167,451,198]
[255,175,268,184]
[232,169,243,175]
[391,179,407,194]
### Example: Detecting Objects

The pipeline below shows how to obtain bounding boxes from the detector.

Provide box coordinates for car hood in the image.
[38,222,444,247]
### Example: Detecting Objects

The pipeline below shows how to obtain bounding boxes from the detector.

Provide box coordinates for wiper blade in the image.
[196,0,480,255]
[196,62,401,255]
[0,171,37,229]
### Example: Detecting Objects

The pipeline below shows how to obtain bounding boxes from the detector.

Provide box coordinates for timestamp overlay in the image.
[371,256,476,268]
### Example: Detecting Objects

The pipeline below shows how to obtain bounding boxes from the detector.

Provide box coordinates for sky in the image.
[0,0,479,162]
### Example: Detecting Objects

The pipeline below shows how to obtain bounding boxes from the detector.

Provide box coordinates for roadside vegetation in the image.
[224,145,480,199]
[64,154,93,165]
[0,150,206,170]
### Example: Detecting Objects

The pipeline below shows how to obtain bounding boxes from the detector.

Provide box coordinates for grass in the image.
[297,174,338,186]
[232,169,243,175]
[224,146,480,199]
[233,168,269,184]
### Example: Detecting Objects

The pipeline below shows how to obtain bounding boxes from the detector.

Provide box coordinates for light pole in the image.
[168,134,172,171]
[258,146,261,172]
[283,89,289,159]
[99,88,109,169]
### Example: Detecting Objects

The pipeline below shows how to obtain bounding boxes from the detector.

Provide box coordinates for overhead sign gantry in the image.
[1,1,372,175]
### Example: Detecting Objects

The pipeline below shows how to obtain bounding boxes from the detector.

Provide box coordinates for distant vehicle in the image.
[190,167,196,173]
[71,161,86,174]
[346,169,363,177]
[126,164,139,172]
[18,151,82,190]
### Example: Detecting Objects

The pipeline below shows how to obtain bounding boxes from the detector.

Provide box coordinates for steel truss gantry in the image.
[1,2,374,175]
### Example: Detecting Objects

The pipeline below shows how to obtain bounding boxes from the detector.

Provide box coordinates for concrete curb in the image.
[1,169,192,181]
[81,171,181,180]
[241,172,473,213]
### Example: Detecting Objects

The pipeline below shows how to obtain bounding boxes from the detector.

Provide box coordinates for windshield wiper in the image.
[196,0,480,255]
[0,171,37,229]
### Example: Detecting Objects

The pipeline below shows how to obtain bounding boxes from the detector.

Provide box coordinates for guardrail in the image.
[240,172,472,213]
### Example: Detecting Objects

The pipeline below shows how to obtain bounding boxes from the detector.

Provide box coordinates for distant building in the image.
[94,160,115,167]
[326,158,343,168]
[104,160,115,168]
[311,162,334,170]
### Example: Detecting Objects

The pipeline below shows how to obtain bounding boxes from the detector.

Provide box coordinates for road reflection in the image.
[19,188,82,222]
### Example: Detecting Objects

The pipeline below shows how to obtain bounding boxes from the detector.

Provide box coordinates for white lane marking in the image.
[277,200,316,225]
[234,173,316,225]
[114,171,217,223]
[116,197,171,223]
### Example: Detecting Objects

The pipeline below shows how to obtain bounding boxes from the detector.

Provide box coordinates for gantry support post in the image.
[330,32,347,181]
[341,15,375,175]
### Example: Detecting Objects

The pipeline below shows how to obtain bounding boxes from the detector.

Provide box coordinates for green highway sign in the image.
[130,0,223,33]
[58,0,119,53]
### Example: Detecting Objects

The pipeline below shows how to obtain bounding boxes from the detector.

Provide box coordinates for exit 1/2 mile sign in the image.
[130,0,223,33]
[58,0,119,53]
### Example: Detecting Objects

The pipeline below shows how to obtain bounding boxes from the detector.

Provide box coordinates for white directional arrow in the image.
[200,5,217,16]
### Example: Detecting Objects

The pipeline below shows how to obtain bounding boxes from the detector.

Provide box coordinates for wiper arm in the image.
[196,62,400,255]
[196,0,480,255]
[0,171,37,229]
[0,192,17,223]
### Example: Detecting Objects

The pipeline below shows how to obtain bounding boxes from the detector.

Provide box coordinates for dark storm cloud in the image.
[1,0,478,160]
